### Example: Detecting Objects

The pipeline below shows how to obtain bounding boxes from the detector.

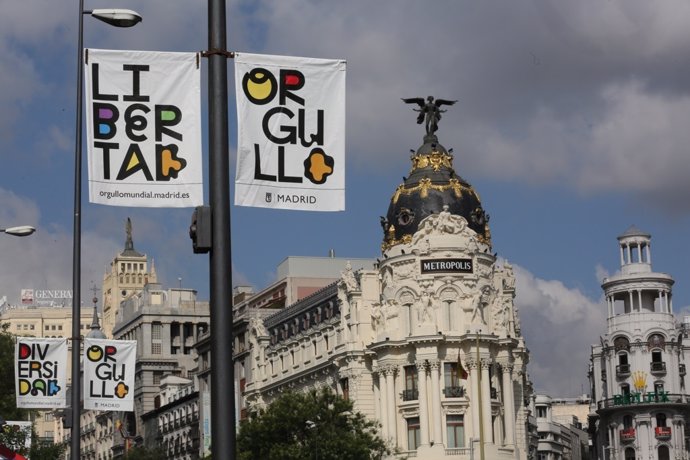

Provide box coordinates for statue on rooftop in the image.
[402,96,457,135]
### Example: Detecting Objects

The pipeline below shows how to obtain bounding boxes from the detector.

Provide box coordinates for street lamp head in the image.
[1,225,36,237]
[90,9,142,28]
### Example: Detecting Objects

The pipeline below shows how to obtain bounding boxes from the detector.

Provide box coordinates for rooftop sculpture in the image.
[402,96,457,135]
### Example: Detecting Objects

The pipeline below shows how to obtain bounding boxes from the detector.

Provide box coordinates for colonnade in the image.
[605,289,672,316]
[374,357,516,451]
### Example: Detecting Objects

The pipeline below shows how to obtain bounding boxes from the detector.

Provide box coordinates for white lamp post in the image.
[70,5,141,460]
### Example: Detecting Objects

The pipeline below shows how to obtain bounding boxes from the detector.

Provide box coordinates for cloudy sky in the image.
[2,0,690,398]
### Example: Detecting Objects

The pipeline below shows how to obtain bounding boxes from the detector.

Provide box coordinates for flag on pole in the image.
[234,52,346,211]
[458,356,468,380]
[85,49,203,208]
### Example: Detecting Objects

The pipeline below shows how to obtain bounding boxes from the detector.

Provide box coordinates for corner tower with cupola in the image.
[589,227,690,460]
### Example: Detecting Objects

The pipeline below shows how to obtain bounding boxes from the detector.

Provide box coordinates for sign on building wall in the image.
[420,258,473,274]
[20,288,72,307]
[15,337,68,408]
[234,52,346,211]
[85,49,203,208]
[83,338,137,411]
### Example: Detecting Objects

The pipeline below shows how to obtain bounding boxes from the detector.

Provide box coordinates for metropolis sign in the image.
[420,258,473,274]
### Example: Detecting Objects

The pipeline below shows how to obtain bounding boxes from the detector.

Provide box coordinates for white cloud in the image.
[514,264,605,397]
[0,188,122,306]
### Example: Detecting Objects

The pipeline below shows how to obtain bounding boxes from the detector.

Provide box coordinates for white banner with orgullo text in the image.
[83,338,137,411]
[234,53,346,211]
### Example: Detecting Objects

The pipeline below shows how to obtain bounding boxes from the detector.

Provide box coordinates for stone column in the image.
[467,359,480,439]
[416,361,430,447]
[385,365,397,444]
[637,290,643,312]
[429,361,443,446]
[501,364,515,446]
[481,360,492,443]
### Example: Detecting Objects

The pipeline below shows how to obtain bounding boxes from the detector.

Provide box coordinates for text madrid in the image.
[272,194,317,204]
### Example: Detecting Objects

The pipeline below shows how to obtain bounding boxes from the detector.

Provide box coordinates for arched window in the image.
[614,336,630,351]
[648,333,666,350]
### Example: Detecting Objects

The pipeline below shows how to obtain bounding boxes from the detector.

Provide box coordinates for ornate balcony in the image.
[401,389,419,401]
[655,426,672,440]
[650,361,667,375]
[616,364,631,377]
[443,386,465,398]
[620,428,635,442]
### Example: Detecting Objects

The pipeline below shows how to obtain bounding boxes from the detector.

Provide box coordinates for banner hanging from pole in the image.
[85,49,203,208]
[83,338,137,411]
[15,337,68,409]
[234,53,346,211]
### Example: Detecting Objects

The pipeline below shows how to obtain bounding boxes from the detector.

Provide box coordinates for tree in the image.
[237,387,392,460]
[120,445,167,460]
[0,323,28,421]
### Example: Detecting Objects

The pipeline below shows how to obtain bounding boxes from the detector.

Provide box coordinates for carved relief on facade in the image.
[410,207,486,256]
[392,259,417,281]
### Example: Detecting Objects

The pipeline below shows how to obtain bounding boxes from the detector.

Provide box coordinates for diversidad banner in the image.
[234,53,346,211]
[15,337,68,409]
[85,49,203,208]
[83,338,137,411]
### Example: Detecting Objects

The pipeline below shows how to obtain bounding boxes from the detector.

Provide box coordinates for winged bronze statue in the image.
[402,96,457,135]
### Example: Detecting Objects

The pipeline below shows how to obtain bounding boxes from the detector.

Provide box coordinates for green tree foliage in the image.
[237,387,392,460]
[29,436,67,460]
[121,445,167,460]
[0,323,27,421]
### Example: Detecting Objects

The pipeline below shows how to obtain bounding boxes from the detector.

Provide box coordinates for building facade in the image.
[143,375,200,460]
[588,227,690,460]
[241,130,535,459]
[533,395,589,460]
[112,283,209,451]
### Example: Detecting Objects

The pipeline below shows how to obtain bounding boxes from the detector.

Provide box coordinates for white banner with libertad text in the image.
[235,52,346,211]
[85,49,202,207]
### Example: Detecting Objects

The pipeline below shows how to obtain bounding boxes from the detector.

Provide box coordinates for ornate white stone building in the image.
[243,130,535,459]
[588,227,690,460]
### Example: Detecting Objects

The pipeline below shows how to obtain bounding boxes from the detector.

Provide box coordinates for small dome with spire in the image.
[87,295,106,339]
